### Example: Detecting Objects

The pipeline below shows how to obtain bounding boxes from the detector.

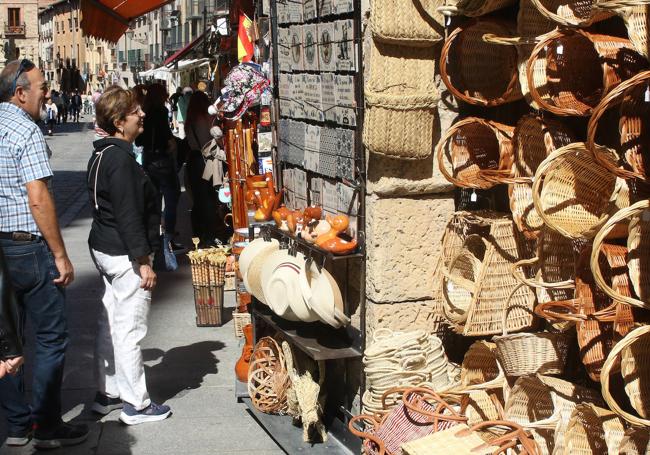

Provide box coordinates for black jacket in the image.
[0,248,22,360]
[87,137,161,259]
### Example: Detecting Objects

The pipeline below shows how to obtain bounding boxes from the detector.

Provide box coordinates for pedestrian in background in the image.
[88,86,172,425]
[53,90,64,124]
[70,89,82,122]
[0,59,88,449]
[61,91,69,123]
[45,96,57,136]
[169,87,182,133]
[175,86,192,139]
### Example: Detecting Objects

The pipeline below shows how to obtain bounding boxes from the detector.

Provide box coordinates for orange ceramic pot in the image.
[235,324,254,382]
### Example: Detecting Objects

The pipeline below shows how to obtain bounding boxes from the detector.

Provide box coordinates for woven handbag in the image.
[526,29,647,116]
[440,20,522,107]
[349,387,467,455]
[532,142,630,240]
[371,0,444,46]
[588,70,650,181]
[597,0,650,59]
[436,117,516,189]
[364,39,439,160]
[563,403,627,455]
[529,0,612,26]
[601,325,650,427]
[401,420,540,455]
[618,427,650,455]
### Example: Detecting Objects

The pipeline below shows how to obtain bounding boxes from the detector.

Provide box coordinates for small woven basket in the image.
[563,403,627,455]
[440,20,522,107]
[436,117,516,189]
[371,0,444,46]
[457,341,505,391]
[233,308,252,338]
[600,325,650,427]
[618,426,650,455]
[526,29,647,116]
[588,69,650,181]
[532,142,630,240]
[529,0,613,26]
[364,39,439,159]
[247,337,291,414]
[597,0,650,58]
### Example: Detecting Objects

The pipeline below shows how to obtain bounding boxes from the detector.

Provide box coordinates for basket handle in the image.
[381,386,413,409]
[500,285,537,336]
[600,325,650,427]
[596,0,648,9]
[477,168,534,185]
[459,420,540,454]
[534,299,583,322]
[511,257,576,290]
[441,264,478,294]
[347,414,386,455]
[482,33,542,46]
[590,200,650,310]
[401,387,469,429]
[587,70,650,181]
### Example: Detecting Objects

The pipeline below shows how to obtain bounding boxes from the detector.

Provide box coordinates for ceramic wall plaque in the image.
[289,121,306,166]
[283,167,295,193]
[290,74,305,119]
[278,119,291,161]
[333,0,353,15]
[337,156,355,181]
[294,168,309,199]
[277,27,292,72]
[305,150,319,173]
[317,22,337,72]
[334,19,355,72]
[303,0,318,21]
[289,25,304,72]
[277,0,288,24]
[320,73,337,123]
[278,73,291,117]
[319,152,338,179]
[304,124,321,153]
[337,182,358,215]
[286,0,303,23]
[284,189,295,209]
[310,176,323,206]
[320,127,338,156]
[336,128,354,157]
[302,24,319,72]
[335,75,356,127]
[304,74,324,122]
[317,0,333,17]
[322,178,339,212]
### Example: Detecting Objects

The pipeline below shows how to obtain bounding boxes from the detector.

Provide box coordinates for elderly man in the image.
[0,59,88,449]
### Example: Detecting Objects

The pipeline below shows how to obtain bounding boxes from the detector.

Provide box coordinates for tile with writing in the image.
[278,119,291,160]
[303,0,318,21]
[334,19,356,72]
[337,182,358,216]
[317,22,337,72]
[302,24,319,72]
[304,74,324,122]
[284,189,296,209]
[287,0,304,23]
[320,73,337,123]
[277,27,292,72]
[310,176,323,195]
[290,25,304,72]
[282,168,295,193]
[305,150,320,173]
[291,74,305,119]
[335,75,356,127]
[276,0,288,24]
[294,168,309,199]
[304,124,321,152]
[333,0,354,14]
[278,73,292,116]
[317,0,333,17]
[322,178,339,212]
[294,196,309,211]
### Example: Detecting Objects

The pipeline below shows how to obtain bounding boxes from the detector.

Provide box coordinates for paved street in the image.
[0,119,282,455]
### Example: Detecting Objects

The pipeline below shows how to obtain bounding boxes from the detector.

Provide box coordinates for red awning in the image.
[164,31,206,66]
[80,0,173,43]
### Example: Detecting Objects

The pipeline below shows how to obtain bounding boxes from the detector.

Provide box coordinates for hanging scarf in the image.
[201,139,226,186]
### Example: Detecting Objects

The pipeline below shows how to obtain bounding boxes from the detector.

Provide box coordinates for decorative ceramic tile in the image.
[277,27,292,72]
[310,176,323,206]
[337,155,355,181]
[289,121,306,165]
[317,22,336,72]
[289,25,304,71]
[319,151,338,178]
[320,73,337,123]
[322,178,339,211]
[290,74,304,119]
[304,124,321,152]
[303,74,323,122]
[317,0,333,17]
[337,182,358,215]
[334,19,355,72]
[286,0,304,23]
[302,24,319,72]
[320,127,338,156]
[282,168,294,193]
[276,0,288,24]
[294,168,309,199]
[303,0,318,21]
[333,0,353,15]
[278,119,291,161]
[335,75,356,127]
[284,189,295,209]
[336,128,354,157]
[305,150,319,173]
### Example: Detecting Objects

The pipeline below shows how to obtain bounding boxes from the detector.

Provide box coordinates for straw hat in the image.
[299,260,350,328]
[260,250,303,321]
[241,238,279,305]
[240,238,279,280]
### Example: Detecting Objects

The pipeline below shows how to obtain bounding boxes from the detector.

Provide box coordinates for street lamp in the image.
[124,28,134,87]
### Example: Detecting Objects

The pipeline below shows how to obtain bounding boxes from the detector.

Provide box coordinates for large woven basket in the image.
[529,0,612,26]
[436,0,517,17]
[587,70,650,181]
[365,40,439,159]
[525,29,647,116]
[618,427,650,454]
[371,0,444,46]
[436,117,516,189]
[563,403,627,455]
[508,116,575,238]
[247,337,291,414]
[598,0,650,58]
[601,325,650,427]
[440,20,522,106]
[532,142,629,240]
[590,199,650,310]
[458,341,505,391]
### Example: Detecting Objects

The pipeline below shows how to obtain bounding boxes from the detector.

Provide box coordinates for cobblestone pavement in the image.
[0,118,282,455]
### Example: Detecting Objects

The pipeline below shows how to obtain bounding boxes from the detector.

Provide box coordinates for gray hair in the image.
[0,60,33,102]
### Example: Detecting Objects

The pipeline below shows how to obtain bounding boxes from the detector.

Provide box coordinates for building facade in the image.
[0,0,40,71]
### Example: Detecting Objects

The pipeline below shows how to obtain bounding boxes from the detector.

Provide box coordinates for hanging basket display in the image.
[529,0,613,26]
[526,29,647,116]
[440,20,522,106]
[436,117,516,189]
[370,0,444,46]
[588,70,650,181]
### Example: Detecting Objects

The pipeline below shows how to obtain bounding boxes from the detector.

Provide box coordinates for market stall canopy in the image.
[80,0,173,43]
[164,31,207,67]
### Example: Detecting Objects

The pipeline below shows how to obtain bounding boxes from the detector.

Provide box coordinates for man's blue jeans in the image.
[0,238,68,432]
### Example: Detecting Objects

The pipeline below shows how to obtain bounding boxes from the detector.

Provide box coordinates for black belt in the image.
[0,231,42,241]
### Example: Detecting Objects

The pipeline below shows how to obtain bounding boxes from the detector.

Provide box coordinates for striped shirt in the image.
[0,103,53,235]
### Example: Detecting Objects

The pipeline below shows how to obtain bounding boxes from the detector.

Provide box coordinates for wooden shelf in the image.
[253,304,362,361]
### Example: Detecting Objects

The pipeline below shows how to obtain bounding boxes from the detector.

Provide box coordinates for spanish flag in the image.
[238,12,255,63]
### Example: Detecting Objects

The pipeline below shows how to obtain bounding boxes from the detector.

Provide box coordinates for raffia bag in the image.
[436,117,516,189]
[365,39,439,159]
[601,325,650,427]
[441,214,536,336]
[563,403,627,455]
[532,142,630,240]
[588,70,650,181]
[526,29,647,116]
[529,0,612,26]
[440,20,522,107]
[619,427,650,454]
[597,0,650,58]
[436,0,517,17]
[508,116,575,238]
[536,243,635,381]
[371,0,444,46]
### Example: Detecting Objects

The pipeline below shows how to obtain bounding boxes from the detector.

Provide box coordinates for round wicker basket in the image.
[247,336,291,414]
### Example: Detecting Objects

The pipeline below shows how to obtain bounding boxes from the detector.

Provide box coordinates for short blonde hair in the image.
[95,85,137,136]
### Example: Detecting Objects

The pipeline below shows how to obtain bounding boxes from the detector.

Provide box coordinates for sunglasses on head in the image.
[11,59,36,95]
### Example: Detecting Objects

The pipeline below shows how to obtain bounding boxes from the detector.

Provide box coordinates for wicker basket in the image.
[529,0,613,26]
[440,20,522,107]
[563,403,627,455]
[532,142,629,240]
[508,116,575,238]
[597,0,650,59]
[371,0,444,46]
[601,325,650,427]
[436,0,517,17]
[441,214,536,336]
[436,117,516,189]
[233,308,252,338]
[618,427,650,455]
[457,341,505,391]
[193,285,224,327]
[525,29,647,116]
[587,70,650,181]
[364,39,439,159]
[247,336,291,414]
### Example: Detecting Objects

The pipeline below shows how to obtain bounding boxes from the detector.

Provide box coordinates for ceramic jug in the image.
[235,323,254,382]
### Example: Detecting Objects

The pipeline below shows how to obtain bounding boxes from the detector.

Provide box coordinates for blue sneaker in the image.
[119,402,171,425]
[92,392,123,415]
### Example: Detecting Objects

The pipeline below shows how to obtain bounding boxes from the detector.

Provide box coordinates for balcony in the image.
[4,22,26,36]
[160,18,171,31]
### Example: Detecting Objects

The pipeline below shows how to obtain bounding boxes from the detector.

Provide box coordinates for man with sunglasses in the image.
[0,59,89,449]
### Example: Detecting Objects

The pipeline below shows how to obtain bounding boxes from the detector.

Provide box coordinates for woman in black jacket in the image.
[87,86,171,425]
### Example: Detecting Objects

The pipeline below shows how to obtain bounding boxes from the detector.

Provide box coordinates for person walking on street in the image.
[45,97,57,136]
[88,86,172,425]
[61,91,70,123]
[52,90,64,124]
[169,87,181,133]
[175,86,192,139]
[0,59,89,449]
[70,90,82,122]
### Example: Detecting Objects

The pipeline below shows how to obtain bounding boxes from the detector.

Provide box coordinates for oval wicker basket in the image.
[563,403,627,455]
[437,117,516,189]
[529,0,613,26]
[508,116,575,238]
[587,70,650,181]
[532,142,629,240]
[598,0,650,59]
[364,40,439,160]
[440,20,522,106]
[618,426,650,454]
[526,29,647,116]
[247,336,291,414]
[371,0,444,46]
[601,325,650,427]
[457,341,505,392]
[437,0,517,17]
